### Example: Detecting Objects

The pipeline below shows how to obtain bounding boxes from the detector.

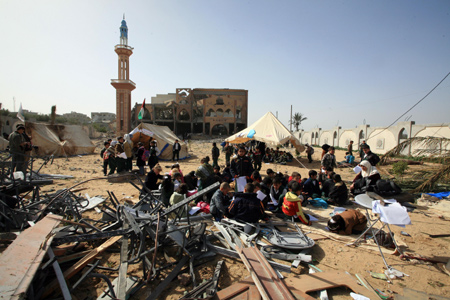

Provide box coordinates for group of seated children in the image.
[263,147,294,165]
[304,169,349,206]
[142,146,370,236]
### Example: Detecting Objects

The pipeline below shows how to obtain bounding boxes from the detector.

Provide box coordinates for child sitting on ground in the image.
[345,152,355,164]
[303,170,321,200]
[327,174,349,206]
[282,180,312,225]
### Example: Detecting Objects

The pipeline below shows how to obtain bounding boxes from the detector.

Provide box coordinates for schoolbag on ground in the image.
[141,149,151,161]
[375,179,402,196]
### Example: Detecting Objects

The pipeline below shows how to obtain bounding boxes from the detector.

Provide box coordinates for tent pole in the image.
[280,142,309,171]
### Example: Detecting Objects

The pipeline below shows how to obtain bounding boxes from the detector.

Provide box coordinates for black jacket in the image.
[329,182,348,205]
[322,179,335,197]
[228,192,264,223]
[145,170,163,190]
[303,178,321,198]
[363,151,380,166]
[230,155,254,178]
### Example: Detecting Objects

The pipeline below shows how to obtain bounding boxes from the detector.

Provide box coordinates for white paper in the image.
[353,166,362,174]
[350,293,370,300]
[379,202,411,226]
[333,207,346,215]
[269,193,278,206]
[189,206,201,215]
[236,176,247,192]
[307,214,319,222]
[256,190,266,201]
[117,152,127,159]
[372,199,398,214]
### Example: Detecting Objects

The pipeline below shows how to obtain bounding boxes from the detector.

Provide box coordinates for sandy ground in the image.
[27,139,450,299]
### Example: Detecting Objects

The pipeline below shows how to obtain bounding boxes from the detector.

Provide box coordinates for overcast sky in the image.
[1,0,449,131]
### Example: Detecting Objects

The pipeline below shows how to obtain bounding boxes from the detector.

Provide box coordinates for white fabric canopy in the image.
[129,123,189,160]
[225,112,305,152]
[25,122,95,156]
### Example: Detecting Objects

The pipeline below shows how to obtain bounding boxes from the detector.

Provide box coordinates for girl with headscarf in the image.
[350,160,381,195]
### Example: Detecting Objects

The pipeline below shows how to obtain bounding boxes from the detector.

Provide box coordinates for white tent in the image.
[225,112,305,152]
[129,123,189,161]
[25,122,96,156]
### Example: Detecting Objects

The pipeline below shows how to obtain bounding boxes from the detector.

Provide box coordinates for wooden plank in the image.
[283,270,374,299]
[117,223,129,300]
[41,236,122,298]
[216,283,255,300]
[237,245,295,300]
[0,214,63,300]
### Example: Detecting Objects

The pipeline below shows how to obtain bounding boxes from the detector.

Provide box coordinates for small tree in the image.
[391,161,409,181]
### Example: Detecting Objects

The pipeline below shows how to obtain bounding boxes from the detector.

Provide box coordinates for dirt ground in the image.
[28,139,450,299]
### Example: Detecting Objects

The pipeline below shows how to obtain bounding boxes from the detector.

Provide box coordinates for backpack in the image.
[310,147,315,155]
[141,148,151,161]
[375,179,402,196]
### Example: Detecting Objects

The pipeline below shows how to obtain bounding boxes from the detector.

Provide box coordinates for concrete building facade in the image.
[111,18,136,135]
[131,88,248,137]
[91,112,116,123]
[295,121,450,156]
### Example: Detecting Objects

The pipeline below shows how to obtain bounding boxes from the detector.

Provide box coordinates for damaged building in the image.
[131,88,248,137]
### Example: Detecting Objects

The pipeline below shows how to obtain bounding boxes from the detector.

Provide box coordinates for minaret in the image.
[111,16,136,135]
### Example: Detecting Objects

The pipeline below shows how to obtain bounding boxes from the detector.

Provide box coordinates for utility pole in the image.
[13,97,16,112]
[290,105,292,132]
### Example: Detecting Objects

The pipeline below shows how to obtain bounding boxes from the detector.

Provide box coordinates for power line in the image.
[368,71,450,141]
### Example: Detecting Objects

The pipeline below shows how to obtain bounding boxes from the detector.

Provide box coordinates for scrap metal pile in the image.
[0,157,377,300]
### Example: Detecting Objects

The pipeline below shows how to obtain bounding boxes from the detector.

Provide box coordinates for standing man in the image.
[211,142,220,168]
[305,143,314,163]
[230,146,254,181]
[347,140,354,156]
[148,140,160,170]
[223,142,234,165]
[321,146,337,172]
[361,144,380,166]
[9,124,29,174]
[172,139,181,161]
[359,140,367,160]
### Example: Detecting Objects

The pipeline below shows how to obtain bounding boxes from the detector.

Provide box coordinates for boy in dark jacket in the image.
[327,174,348,206]
[228,183,264,223]
[303,170,321,200]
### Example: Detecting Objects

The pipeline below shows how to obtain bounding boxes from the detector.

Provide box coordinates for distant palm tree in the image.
[290,113,307,131]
